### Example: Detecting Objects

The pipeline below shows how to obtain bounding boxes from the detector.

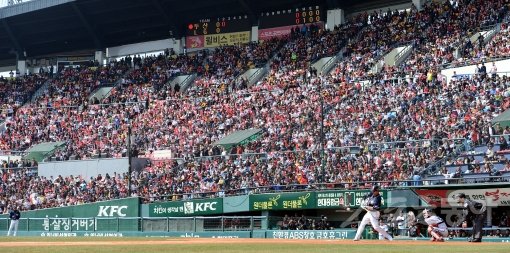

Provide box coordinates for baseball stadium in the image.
[0,0,510,252]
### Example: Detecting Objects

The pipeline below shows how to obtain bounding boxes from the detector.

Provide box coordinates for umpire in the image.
[455,193,485,242]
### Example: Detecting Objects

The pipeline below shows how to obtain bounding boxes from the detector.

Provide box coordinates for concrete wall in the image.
[106,38,182,58]
[38,157,149,179]
[441,59,510,81]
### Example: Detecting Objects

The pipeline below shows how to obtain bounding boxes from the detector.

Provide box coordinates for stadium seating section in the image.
[1,0,510,212]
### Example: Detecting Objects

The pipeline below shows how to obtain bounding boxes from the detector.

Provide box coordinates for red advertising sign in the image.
[186,35,205,49]
[258,22,324,41]
[415,189,449,207]
[258,25,295,41]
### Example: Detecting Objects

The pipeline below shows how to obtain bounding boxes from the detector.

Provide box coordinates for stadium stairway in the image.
[176,74,198,93]
[454,24,499,59]
[89,68,134,103]
[29,76,53,103]
[241,67,267,87]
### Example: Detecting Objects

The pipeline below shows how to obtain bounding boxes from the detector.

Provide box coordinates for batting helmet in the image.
[371,185,380,193]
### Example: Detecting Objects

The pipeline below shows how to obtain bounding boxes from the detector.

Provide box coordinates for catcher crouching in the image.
[423,208,448,242]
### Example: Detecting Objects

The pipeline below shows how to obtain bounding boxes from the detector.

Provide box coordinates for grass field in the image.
[0,237,509,253]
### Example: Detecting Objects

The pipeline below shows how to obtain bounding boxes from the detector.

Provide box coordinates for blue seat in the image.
[445,165,468,174]
[473,144,500,154]
[493,163,505,170]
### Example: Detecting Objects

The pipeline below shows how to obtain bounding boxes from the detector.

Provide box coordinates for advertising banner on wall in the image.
[316,190,386,209]
[149,198,224,217]
[0,198,140,232]
[415,188,510,207]
[250,192,315,211]
[186,31,250,49]
[249,190,386,211]
[258,22,324,41]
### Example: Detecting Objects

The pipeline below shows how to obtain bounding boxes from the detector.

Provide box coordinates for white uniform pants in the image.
[354,211,393,240]
[7,219,19,236]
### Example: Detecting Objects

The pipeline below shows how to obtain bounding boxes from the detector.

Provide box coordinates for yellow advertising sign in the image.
[204,31,250,48]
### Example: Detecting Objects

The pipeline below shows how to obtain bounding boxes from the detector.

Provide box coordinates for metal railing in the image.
[141,174,510,203]
[0,216,267,233]
[424,139,468,175]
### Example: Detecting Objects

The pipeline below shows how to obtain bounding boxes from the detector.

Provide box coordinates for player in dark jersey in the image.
[353,185,393,241]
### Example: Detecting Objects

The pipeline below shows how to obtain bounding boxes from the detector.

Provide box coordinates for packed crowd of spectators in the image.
[2,0,510,212]
[0,73,49,122]
[468,22,510,61]
[189,39,286,97]
[400,0,508,74]
[0,60,130,155]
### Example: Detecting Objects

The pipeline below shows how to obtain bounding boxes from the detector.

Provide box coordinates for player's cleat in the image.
[430,237,436,241]
[353,239,360,241]
[436,238,445,242]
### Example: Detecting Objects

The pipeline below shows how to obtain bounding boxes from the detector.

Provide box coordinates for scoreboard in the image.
[259,6,323,29]
[186,15,252,36]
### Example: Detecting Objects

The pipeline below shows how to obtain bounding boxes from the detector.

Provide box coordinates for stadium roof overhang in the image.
[0,0,410,64]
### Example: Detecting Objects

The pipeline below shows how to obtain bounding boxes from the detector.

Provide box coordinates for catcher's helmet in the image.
[371,185,380,193]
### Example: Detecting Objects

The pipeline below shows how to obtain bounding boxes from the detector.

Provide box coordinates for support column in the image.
[486,207,492,227]
[251,26,258,42]
[412,0,425,11]
[17,60,27,76]
[326,9,344,31]
[95,51,104,65]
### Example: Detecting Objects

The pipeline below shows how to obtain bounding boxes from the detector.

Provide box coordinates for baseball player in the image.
[353,185,393,241]
[423,208,448,242]
[7,207,20,236]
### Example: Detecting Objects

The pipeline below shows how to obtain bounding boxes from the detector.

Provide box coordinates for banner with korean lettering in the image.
[447,188,510,207]
[316,190,387,209]
[149,198,223,217]
[249,192,316,211]
[415,189,449,207]
[203,31,250,48]
[0,198,140,232]
[258,22,324,41]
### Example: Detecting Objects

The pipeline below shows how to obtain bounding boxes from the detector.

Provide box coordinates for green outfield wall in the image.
[3,186,510,235]
[0,198,140,232]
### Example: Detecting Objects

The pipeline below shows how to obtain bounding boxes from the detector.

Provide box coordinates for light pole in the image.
[127,118,132,196]
[318,77,326,183]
